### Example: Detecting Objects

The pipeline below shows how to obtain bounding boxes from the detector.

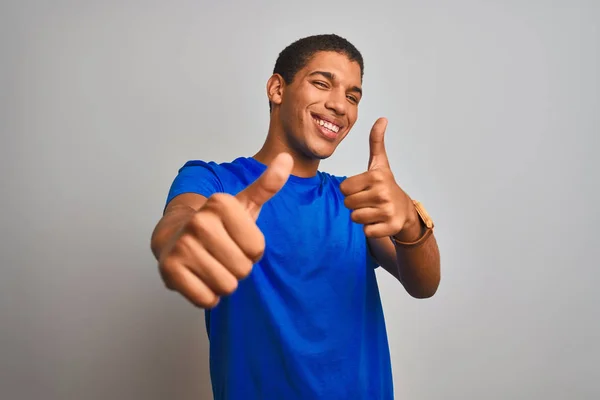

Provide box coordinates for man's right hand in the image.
[157,153,293,308]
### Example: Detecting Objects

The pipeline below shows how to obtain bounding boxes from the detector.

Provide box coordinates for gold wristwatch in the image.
[390,200,434,248]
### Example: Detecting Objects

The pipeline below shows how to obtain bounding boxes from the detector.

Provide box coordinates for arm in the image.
[152,159,225,261]
[338,117,440,298]
[151,154,293,308]
[367,206,440,298]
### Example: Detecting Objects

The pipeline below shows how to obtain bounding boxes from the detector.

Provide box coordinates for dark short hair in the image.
[269,34,364,111]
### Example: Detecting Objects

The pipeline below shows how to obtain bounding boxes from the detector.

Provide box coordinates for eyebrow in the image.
[308,70,362,96]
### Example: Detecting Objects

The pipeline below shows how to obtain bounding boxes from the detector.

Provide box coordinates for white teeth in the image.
[314,118,340,133]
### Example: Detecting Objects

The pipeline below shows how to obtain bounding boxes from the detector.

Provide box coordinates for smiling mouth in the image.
[311,114,341,134]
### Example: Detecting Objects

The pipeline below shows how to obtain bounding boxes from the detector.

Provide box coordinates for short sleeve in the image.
[165,160,224,208]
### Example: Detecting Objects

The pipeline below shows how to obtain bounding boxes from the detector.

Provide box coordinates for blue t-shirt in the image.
[166,156,393,400]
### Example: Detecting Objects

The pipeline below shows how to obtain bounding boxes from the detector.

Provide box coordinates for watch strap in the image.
[390,226,433,248]
[390,200,434,248]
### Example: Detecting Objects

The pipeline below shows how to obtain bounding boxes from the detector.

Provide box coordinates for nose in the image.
[324,88,347,116]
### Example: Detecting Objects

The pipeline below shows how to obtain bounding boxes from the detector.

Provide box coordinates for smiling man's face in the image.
[275,51,363,160]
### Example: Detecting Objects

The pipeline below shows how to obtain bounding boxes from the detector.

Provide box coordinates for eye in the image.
[347,95,358,104]
[313,81,328,89]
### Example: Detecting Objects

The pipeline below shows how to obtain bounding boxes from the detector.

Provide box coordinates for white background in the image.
[1,1,598,399]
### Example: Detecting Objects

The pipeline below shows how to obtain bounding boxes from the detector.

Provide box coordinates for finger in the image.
[350,207,386,225]
[344,188,387,210]
[339,171,372,196]
[368,117,390,170]
[200,196,267,263]
[163,262,220,308]
[363,222,393,238]
[169,231,239,296]
[235,152,293,217]
[198,217,255,280]
[182,243,240,297]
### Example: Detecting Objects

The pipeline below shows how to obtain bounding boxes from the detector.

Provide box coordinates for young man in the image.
[151,34,440,400]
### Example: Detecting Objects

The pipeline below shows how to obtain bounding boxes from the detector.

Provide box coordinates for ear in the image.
[267,74,285,108]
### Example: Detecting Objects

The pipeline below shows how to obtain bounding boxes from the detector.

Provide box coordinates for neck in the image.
[252,112,321,178]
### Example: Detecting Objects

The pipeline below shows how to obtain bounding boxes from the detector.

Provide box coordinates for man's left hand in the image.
[339,118,420,240]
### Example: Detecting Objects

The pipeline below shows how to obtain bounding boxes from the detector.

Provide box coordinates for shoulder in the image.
[171,159,225,189]
[177,158,232,174]
[318,171,348,187]
[176,157,251,180]
[166,157,253,207]
[173,156,263,191]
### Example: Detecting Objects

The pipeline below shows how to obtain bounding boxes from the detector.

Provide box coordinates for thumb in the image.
[236,152,293,218]
[368,117,389,170]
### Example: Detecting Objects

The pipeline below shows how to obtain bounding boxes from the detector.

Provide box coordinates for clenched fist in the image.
[156,153,294,308]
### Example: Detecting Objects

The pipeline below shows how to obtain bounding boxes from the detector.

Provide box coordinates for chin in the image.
[292,126,342,160]
[306,144,337,160]
[315,153,333,160]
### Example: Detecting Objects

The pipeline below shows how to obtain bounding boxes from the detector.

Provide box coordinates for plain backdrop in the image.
[1,1,598,399]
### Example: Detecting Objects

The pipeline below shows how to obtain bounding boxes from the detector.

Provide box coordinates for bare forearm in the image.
[393,232,440,298]
[390,211,440,297]
[368,217,441,298]
[368,234,440,298]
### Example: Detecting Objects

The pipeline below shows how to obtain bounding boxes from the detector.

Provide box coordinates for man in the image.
[151,34,440,400]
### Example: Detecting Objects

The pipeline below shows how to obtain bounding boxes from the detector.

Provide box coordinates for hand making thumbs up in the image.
[158,153,293,308]
[340,118,417,238]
